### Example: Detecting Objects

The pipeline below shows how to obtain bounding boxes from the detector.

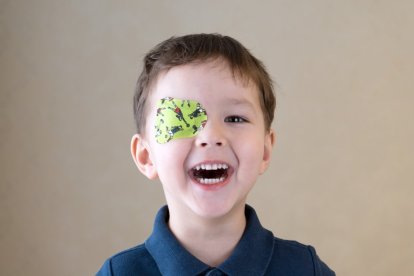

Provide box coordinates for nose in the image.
[195,119,226,147]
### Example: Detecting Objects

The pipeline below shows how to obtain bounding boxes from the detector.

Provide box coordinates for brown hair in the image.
[133,33,276,134]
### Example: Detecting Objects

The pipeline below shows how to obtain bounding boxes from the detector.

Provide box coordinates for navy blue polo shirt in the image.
[97,205,335,275]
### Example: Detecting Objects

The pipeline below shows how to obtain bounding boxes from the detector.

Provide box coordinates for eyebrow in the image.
[224,98,255,109]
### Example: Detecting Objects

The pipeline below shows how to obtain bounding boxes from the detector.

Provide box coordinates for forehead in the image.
[149,60,260,108]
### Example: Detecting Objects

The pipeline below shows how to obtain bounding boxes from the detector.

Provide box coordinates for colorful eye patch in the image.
[155,97,208,144]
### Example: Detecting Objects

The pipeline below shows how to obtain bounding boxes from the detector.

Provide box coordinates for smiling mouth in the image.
[190,163,230,185]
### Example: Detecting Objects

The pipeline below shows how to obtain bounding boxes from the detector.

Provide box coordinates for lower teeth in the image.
[198,177,225,184]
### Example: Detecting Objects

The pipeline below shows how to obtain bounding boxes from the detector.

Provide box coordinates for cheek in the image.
[237,135,265,167]
[152,140,192,177]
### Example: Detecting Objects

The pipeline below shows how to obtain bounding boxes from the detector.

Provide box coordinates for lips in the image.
[189,162,232,185]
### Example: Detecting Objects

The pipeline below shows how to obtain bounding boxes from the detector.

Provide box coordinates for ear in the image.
[259,129,276,174]
[131,134,158,180]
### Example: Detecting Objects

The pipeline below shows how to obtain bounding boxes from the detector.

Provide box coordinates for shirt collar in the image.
[145,205,274,276]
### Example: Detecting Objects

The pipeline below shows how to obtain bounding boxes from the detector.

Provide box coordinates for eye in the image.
[224,116,248,123]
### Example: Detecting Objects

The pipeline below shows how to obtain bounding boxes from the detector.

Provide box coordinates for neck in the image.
[168,203,246,267]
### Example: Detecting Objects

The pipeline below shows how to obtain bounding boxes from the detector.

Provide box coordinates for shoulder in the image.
[267,237,335,276]
[96,244,160,276]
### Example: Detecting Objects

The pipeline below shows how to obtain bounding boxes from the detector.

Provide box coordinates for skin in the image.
[131,59,275,266]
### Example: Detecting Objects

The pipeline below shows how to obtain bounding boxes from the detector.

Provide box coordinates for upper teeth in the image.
[195,163,228,170]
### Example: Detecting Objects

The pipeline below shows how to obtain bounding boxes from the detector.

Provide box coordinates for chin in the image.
[190,200,242,220]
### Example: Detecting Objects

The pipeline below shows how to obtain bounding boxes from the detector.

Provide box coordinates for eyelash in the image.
[224,116,248,123]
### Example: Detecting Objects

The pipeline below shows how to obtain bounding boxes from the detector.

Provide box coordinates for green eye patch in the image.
[155,97,208,144]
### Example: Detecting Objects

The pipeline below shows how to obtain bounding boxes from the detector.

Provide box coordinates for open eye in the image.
[224,116,248,123]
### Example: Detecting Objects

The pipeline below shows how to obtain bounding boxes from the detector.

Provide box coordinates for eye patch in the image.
[155,97,208,144]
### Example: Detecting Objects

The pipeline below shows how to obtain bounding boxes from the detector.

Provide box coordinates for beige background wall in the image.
[1,1,413,275]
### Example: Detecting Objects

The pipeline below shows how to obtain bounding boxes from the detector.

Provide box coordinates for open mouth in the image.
[189,163,231,185]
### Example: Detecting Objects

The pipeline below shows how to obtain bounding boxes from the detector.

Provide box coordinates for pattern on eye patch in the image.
[155,97,208,144]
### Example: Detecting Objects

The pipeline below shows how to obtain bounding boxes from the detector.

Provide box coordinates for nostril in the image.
[199,141,222,147]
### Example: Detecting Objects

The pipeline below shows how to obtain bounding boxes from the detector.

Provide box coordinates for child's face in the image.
[134,59,274,219]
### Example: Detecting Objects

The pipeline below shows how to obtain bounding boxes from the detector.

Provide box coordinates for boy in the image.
[97,34,335,275]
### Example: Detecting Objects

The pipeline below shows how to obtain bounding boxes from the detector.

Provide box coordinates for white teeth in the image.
[198,178,224,185]
[192,163,230,185]
[194,163,228,171]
